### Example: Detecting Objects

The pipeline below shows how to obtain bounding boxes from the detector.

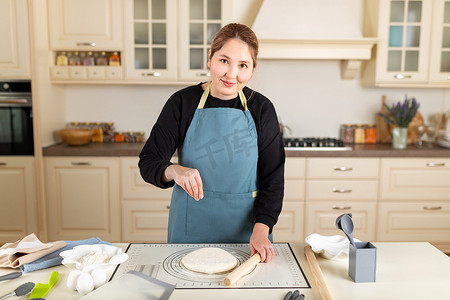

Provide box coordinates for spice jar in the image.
[109,52,121,66]
[135,132,145,143]
[91,122,103,142]
[56,51,68,66]
[354,124,366,144]
[67,122,80,128]
[102,122,115,143]
[341,124,354,144]
[114,132,124,143]
[80,122,92,129]
[365,124,377,144]
[124,132,135,143]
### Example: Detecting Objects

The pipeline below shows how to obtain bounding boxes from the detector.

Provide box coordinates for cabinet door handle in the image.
[196,72,210,77]
[71,162,91,166]
[426,162,445,167]
[332,188,352,193]
[141,72,160,77]
[394,74,412,79]
[423,206,442,210]
[332,205,351,210]
[0,99,28,105]
[76,42,96,47]
[333,167,353,171]
[0,162,6,166]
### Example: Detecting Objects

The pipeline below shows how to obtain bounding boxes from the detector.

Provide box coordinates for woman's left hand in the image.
[249,223,275,263]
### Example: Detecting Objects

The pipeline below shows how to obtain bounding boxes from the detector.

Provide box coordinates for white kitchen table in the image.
[0,242,449,299]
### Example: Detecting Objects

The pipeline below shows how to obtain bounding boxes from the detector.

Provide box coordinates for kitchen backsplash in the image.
[65,60,450,139]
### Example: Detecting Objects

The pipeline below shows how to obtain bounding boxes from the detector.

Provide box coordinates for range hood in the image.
[251,0,378,79]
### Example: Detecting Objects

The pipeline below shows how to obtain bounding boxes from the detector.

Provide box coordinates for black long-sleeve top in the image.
[139,83,285,231]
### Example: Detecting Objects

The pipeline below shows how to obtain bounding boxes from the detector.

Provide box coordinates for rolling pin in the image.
[304,246,333,300]
[224,253,261,286]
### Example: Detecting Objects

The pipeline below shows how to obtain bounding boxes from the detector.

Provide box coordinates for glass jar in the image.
[109,52,121,66]
[102,122,115,143]
[135,132,145,143]
[365,125,377,144]
[96,51,108,65]
[341,124,354,144]
[80,122,92,129]
[124,132,135,143]
[69,51,81,66]
[92,122,103,142]
[114,132,124,143]
[83,51,95,66]
[55,51,68,66]
[67,122,80,128]
[354,124,366,144]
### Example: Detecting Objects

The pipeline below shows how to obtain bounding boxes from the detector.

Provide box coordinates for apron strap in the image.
[198,82,248,110]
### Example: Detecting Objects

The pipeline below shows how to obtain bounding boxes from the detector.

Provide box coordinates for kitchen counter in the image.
[1,242,449,299]
[42,142,450,157]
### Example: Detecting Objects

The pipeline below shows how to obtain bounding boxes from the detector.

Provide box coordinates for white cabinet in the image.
[305,201,377,242]
[47,0,123,50]
[429,0,450,83]
[120,157,174,242]
[178,0,231,81]
[363,0,449,87]
[273,157,305,242]
[0,157,37,244]
[0,0,31,79]
[45,157,121,242]
[378,158,450,251]
[379,158,450,200]
[123,0,177,81]
[124,0,231,83]
[304,158,379,241]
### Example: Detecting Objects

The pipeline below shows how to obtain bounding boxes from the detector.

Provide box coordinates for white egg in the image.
[67,270,82,290]
[91,269,107,288]
[76,272,94,295]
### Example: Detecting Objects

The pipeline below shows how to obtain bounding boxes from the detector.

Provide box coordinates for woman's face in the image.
[208,38,254,100]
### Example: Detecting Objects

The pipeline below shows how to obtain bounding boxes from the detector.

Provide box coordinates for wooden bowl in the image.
[59,128,94,146]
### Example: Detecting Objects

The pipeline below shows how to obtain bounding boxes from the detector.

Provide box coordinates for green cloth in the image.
[29,271,59,299]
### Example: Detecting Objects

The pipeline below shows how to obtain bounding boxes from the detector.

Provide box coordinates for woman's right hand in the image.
[163,165,204,201]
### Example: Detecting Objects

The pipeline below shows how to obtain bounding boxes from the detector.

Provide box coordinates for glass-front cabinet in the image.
[124,0,177,80]
[363,0,449,87]
[124,0,231,82]
[430,0,450,83]
[377,0,431,84]
[178,0,231,80]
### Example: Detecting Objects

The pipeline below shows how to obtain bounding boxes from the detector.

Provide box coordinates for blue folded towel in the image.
[20,237,111,273]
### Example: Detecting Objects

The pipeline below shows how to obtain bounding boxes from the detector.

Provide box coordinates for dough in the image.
[79,251,110,265]
[181,247,237,274]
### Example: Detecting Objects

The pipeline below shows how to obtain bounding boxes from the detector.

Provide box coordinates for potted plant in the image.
[378,96,420,149]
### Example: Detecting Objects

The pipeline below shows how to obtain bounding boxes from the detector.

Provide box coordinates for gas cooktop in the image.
[283,138,352,151]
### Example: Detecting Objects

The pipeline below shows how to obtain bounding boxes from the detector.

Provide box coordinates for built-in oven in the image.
[0,80,34,155]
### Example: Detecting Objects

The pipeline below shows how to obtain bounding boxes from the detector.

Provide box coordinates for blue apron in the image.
[168,83,259,243]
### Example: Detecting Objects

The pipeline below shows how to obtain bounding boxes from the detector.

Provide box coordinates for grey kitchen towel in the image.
[20,237,111,273]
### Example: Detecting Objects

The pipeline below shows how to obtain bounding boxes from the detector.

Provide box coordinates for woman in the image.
[139,23,284,263]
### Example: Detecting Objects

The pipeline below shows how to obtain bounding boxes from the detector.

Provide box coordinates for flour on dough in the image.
[181,247,238,274]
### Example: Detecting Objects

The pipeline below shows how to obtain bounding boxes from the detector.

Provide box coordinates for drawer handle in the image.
[166,205,170,209]
[76,42,96,46]
[332,188,352,193]
[0,162,6,166]
[332,205,351,210]
[197,72,211,77]
[394,74,412,79]
[334,167,353,171]
[426,162,445,167]
[423,206,442,210]
[141,72,160,77]
[71,162,91,166]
